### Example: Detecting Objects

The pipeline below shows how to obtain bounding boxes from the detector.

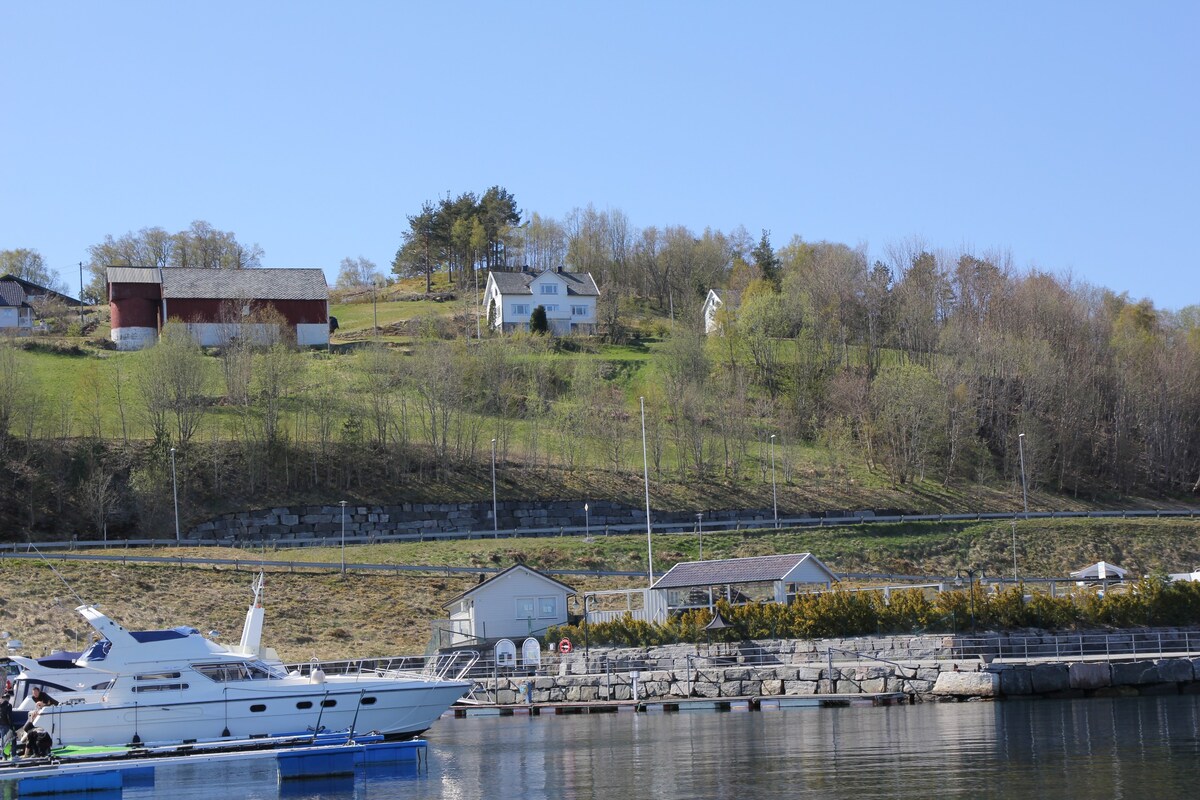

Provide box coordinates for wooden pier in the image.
[449,692,910,718]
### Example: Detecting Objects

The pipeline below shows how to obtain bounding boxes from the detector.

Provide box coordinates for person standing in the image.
[0,692,14,760]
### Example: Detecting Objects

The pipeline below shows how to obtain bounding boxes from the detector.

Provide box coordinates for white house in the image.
[0,275,81,331]
[701,288,741,334]
[442,564,577,646]
[0,281,33,331]
[484,267,599,335]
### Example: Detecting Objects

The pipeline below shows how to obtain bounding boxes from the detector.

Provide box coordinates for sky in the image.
[2,2,1196,309]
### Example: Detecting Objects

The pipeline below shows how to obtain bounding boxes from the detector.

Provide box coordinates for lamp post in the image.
[169,447,180,543]
[696,512,704,560]
[770,434,778,529]
[491,438,498,537]
[584,503,590,540]
[955,568,985,635]
[1017,433,1029,518]
[640,396,654,585]
[339,500,347,575]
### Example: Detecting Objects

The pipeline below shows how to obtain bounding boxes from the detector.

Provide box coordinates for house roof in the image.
[442,563,577,609]
[709,289,742,309]
[0,274,80,306]
[652,553,837,590]
[0,281,28,307]
[489,269,599,298]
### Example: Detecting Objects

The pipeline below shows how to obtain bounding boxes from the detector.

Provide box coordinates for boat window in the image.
[360,696,377,705]
[132,683,188,693]
[136,672,181,681]
[320,699,337,708]
[91,681,115,691]
[296,701,313,710]
[193,663,252,682]
[250,704,267,713]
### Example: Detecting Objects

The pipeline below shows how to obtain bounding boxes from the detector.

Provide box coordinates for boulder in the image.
[1069,662,1111,690]
[932,671,1000,698]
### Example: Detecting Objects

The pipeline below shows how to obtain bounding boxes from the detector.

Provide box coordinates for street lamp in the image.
[640,396,654,585]
[169,447,180,543]
[955,568,986,635]
[491,438,498,537]
[1017,433,1029,518]
[339,500,347,575]
[770,434,778,529]
[696,512,704,560]
[584,503,590,541]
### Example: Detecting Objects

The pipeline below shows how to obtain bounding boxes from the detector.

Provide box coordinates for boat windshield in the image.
[80,639,112,663]
[193,661,286,682]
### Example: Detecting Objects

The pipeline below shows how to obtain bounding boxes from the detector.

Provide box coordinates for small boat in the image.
[8,574,473,748]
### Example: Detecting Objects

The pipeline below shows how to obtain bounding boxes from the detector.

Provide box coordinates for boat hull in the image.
[30,679,470,748]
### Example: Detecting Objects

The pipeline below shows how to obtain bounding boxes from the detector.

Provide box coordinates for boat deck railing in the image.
[285,650,480,683]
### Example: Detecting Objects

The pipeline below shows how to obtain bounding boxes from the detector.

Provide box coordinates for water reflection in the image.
[107,696,1200,799]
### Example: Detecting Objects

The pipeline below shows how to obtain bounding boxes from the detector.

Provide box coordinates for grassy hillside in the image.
[5,517,1198,660]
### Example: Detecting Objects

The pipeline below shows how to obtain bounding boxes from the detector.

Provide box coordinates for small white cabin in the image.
[443,564,576,646]
[1069,561,1128,585]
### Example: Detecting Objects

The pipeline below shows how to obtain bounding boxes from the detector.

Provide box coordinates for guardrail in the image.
[6,507,1198,554]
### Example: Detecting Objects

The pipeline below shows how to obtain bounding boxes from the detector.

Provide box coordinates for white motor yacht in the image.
[9,576,473,748]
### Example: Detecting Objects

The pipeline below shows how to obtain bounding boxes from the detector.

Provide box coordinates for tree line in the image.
[3,196,1199,539]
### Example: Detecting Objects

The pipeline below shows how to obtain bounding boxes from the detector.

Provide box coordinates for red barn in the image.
[107,267,329,350]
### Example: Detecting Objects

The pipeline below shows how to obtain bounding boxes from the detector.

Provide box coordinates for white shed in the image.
[651,553,837,614]
[1070,561,1129,585]
[442,564,576,646]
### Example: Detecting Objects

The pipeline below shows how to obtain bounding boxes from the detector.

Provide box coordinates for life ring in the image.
[558,637,573,654]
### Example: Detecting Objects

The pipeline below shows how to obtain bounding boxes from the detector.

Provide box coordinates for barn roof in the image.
[652,553,837,590]
[489,269,599,297]
[161,268,328,301]
[106,267,163,284]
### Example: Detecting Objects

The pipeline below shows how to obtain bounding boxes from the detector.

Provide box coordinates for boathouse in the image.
[106,266,329,350]
[439,564,576,647]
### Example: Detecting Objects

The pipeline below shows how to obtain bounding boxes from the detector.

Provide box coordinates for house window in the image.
[512,304,530,316]
[538,596,558,618]
[543,304,558,313]
[515,597,536,619]
[539,284,559,295]
[571,305,588,316]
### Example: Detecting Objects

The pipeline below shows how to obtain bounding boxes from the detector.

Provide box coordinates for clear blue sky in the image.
[3,2,1196,309]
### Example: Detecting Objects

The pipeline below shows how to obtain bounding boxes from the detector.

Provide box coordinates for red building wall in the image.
[164,298,327,325]
[108,282,162,329]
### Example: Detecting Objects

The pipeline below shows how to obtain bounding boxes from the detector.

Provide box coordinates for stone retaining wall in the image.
[469,630,1200,705]
[187,501,897,541]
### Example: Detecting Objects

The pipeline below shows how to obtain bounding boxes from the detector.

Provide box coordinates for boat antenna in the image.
[31,545,87,606]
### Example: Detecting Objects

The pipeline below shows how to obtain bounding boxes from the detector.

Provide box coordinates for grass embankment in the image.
[4,517,1197,660]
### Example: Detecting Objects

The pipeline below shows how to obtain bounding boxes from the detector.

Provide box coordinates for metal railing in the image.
[8,507,1199,554]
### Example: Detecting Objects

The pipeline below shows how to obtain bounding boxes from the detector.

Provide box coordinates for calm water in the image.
[116,696,1200,799]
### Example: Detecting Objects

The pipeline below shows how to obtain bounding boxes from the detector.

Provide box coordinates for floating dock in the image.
[450,692,909,718]
[0,735,425,797]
